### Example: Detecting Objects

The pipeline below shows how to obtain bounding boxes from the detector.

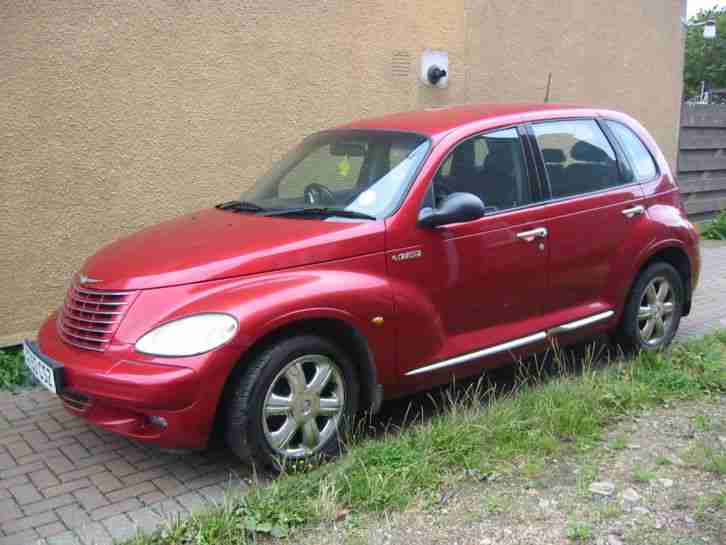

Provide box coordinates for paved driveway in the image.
[677,240,726,338]
[1,242,725,545]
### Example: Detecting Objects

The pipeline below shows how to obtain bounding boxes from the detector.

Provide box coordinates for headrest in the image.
[450,140,476,176]
[571,141,611,163]
[484,141,515,171]
[542,148,566,163]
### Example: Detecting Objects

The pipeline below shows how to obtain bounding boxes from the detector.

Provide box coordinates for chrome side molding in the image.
[405,309,615,377]
[546,310,614,336]
[405,332,546,376]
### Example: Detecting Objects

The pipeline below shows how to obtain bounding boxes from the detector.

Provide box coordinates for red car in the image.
[26,104,699,468]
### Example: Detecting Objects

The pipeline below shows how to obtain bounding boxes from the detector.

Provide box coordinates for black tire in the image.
[616,262,684,353]
[225,334,359,470]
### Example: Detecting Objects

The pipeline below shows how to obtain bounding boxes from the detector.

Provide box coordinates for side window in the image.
[532,120,619,199]
[432,128,532,213]
[606,121,658,181]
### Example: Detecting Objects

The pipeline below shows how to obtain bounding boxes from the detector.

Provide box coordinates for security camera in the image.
[420,49,449,88]
[427,66,447,85]
[704,20,717,39]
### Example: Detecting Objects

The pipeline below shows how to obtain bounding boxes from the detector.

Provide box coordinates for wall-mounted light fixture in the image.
[704,20,717,39]
[421,49,449,88]
[681,17,718,103]
[681,17,717,39]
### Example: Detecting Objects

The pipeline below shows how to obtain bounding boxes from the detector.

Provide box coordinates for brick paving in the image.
[1,242,725,545]
[0,391,248,545]
[677,240,726,338]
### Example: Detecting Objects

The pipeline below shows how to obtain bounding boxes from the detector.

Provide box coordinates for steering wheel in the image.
[303,183,335,206]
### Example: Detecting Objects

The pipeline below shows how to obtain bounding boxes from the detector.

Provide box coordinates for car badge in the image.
[391,249,423,262]
[79,274,102,284]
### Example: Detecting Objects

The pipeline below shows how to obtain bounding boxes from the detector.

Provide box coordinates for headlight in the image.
[135,313,238,357]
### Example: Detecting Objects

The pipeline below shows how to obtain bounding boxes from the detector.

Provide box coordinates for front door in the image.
[388,127,550,385]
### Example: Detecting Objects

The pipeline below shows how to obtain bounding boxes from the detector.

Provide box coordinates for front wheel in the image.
[616,262,684,353]
[225,335,358,469]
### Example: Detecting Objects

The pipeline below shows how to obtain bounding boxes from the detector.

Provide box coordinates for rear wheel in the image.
[616,262,684,353]
[225,335,358,469]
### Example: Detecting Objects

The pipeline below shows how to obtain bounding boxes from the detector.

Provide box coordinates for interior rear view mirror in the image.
[330,142,366,157]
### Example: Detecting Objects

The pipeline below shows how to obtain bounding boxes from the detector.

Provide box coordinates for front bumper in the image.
[36,312,240,449]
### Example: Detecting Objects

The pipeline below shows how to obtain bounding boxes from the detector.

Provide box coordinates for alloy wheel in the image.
[637,276,676,346]
[262,354,345,458]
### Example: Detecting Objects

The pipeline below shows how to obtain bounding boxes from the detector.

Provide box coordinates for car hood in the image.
[80,208,385,290]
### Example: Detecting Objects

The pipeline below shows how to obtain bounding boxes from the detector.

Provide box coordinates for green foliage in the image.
[701,211,726,240]
[655,455,673,466]
[566,520,594,542]
[704,448,726,475]
[631,465,657,483]
[126,332,726,545]
[482,493,511,514]
[694,414,713,432]
[609,435,628,450]
[696,491,726,523]
[684,7,726,99]
[0,347,32,391]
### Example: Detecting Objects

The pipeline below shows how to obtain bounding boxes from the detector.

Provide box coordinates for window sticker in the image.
[357,189,377,207]
[337,156,351,178]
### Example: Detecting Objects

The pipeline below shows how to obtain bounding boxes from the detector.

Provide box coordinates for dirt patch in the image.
[292,396,726,545]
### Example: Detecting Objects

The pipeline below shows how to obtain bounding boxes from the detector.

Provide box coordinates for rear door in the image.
[528,118,646,329]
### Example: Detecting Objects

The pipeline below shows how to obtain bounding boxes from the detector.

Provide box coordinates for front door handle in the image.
[622,205,645,218]
[516,227,548,242]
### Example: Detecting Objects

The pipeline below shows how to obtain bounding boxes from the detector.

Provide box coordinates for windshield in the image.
[240,130,430,219]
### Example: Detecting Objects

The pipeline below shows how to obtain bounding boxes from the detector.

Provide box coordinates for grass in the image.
[609,435,628,450]
[701,211,726,240]
[655,455,673,466]
[631,465,657,483]
[693,414,712,432]
[696,494,721,521]
[482,493,511,514]
[592,502,622,522]
[566,520,594,542]
[682,437,726,475]
[0,347,32,391]
[575,462,599,496]
[126,331,726,545]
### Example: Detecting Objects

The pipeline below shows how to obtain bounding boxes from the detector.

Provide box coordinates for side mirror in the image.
[418,192,486,228]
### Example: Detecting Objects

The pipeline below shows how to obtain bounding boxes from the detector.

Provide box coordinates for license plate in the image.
[23,341,63,394]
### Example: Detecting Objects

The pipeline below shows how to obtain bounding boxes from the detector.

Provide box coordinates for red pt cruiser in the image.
[26,104,700,468]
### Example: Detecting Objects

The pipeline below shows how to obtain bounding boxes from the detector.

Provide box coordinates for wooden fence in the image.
[678,104,726,218]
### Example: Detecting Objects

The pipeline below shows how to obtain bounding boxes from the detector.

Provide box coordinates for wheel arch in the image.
[215,314,382,436]
[629,243,693,316]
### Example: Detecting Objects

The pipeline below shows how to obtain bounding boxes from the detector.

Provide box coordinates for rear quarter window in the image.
[605,121,658,182]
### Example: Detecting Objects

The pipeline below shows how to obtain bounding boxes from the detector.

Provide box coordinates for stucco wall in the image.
[0,0,685,346]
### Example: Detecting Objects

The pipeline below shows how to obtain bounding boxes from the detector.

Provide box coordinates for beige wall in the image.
[0,0,685,346]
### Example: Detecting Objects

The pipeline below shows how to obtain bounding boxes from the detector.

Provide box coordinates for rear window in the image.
[532,119,620,199]
[606,121,658,182]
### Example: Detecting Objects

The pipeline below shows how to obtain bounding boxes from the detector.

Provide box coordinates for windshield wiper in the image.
[216,200,266,213]
[262,207,377,220]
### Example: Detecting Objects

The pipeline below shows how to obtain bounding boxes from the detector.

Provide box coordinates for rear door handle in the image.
[622,205,645,218]
[516,227,548,242]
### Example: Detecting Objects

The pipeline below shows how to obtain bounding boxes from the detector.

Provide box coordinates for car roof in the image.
[336,102,603,139]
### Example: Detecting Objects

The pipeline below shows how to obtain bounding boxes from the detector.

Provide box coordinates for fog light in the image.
[146,415,168,429]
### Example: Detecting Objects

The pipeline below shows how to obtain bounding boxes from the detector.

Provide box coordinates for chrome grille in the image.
[58,283,138,352]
